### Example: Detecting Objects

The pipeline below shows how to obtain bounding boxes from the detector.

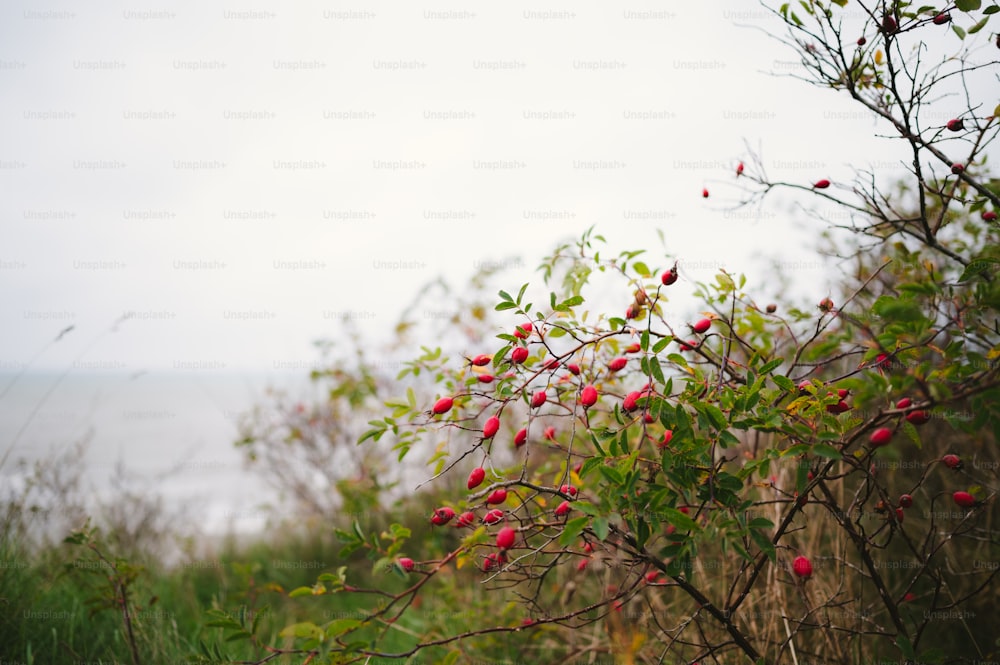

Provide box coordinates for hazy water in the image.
[0,370,316,536]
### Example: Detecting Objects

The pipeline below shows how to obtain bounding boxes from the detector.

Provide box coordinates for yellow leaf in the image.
[875,50,883,65]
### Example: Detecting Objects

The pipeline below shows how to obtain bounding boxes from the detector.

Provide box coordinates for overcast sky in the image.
[1,0,959,376]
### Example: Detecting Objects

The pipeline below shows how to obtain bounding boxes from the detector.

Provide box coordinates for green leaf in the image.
[985,4,1000,14]
[633,261,650,277]
[968,15,990,33]
[288,586,315,598]
[955,0,982,10]
[325,619,362,638]
[748,517,774,530]
[958,257,1000,282]
[592,517,610,541]
[812,443,843,459]
[516,282,529,304]
[772,375,795,392]
[652,338,671,354]
[759,357,784,375]
[599,465,624,485]
[498,289,513,302]
[952,23,967,37]
[559,517,589,546]
[495,301,518,311]
[896,635,916,659]
[662,507,698,531]
[749,529,776,561]
[280,622,323,640]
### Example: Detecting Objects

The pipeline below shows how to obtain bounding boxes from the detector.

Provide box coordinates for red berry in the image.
[483,416,500,439]
[903,592,916,602]
[511,347,529,364]
[581,541,594,553]
[906,410,930,425]
[431,507,455,526]
[472,354,492,366]
[560,484,578,497]
[567,363,581,375]
[623,391,641,412]
[577,559,589,571]
[398,557,414,572]
[624,342,641,354]
[644,413,654,423]
[813,179,831,189]
[678,339,698,351]
[530,390,547,409]
[943,454,962,469]
[983,211,998,222]
[953,491,976,508]
[798,380,812,392]
[543,358,560,370]
[899,494,913,508]
[946,117,964,131]
[661,268,678,286]
[951,163,965,174]
[487,488,508,505]
[895,507,905,523]
[580,385,598,408]
[881,15,898,34]
[933,12,951,25]
[483,509,504,525]
[837,388,849,399]
[432,397,454,415]
[477,374,495,384]
[543,426,556,440]
[692,318,712,334]
[644,570,660,583]
[896,397,912,409]
[702,188,709,198]
[457,511,476,527]
[608,357,627,372]
[555,500,571,516]
[496,526,516,550]
[468,467,486,489]
[658,430,674,449]
[857,36,867,46]
[625,304,639,320]
[513,322,533,339]
[736,162,744,176]
[870,427,893,448]
[827,400,850,414]
[482,552,499,571]
[819,297,835,312]
[514,428,527,448]
[792,555,813,579]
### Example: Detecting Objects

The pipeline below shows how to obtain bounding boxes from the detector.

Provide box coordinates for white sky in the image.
[0,0,974,375]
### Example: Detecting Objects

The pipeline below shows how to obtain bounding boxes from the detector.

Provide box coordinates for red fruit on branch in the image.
[818,297,835,312]
[837,388,849,399]
[951,163,965,174]
[702,188,710,198]
[580,385,598,408]
[472,354,492,366]
[483,509,504,525]
[946,117,964,131]
[826,400,850,414]
[530,390,547,408]
[513,322,533,339]
[870,427,893,448]
[942,454,962,469]
[983,211,998,222]
[543,426,556,440]
[692,318,712,334]
[932,12,951,25]
[487,488,508,505]
[623,391,641,412]
[906,410,930,425]
[813,179,831,189]
[496,526,516,550]
[432,397,454,414]
[577,559,589,571]
[857,36,867,46]
[483,416,500,439]
[398,557,414,572]
[953,491,977,508]
[798,380,812,392]
[430,507,456,526]
[482,552,500,572]
[658,430,674,449]
[468,467,486,490]
[661,267,678,286]
[792,555,813,579]
[678,339,698,351]
[511,347,529,364]
[555,501,572,516]
[567,363,581,375]
[477,374,495,384]
[514,428,527,448]
[881,15,898,34]
[736,162,744,176]
[456,511,476,527]
[895,397,912,409]
[625,304,639,320]
[560,484,578,497]
[608,357,628,372]
[543,358,561,370]
[894,507,904,523]
[624,342,641,354]
[898,494,913,508]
